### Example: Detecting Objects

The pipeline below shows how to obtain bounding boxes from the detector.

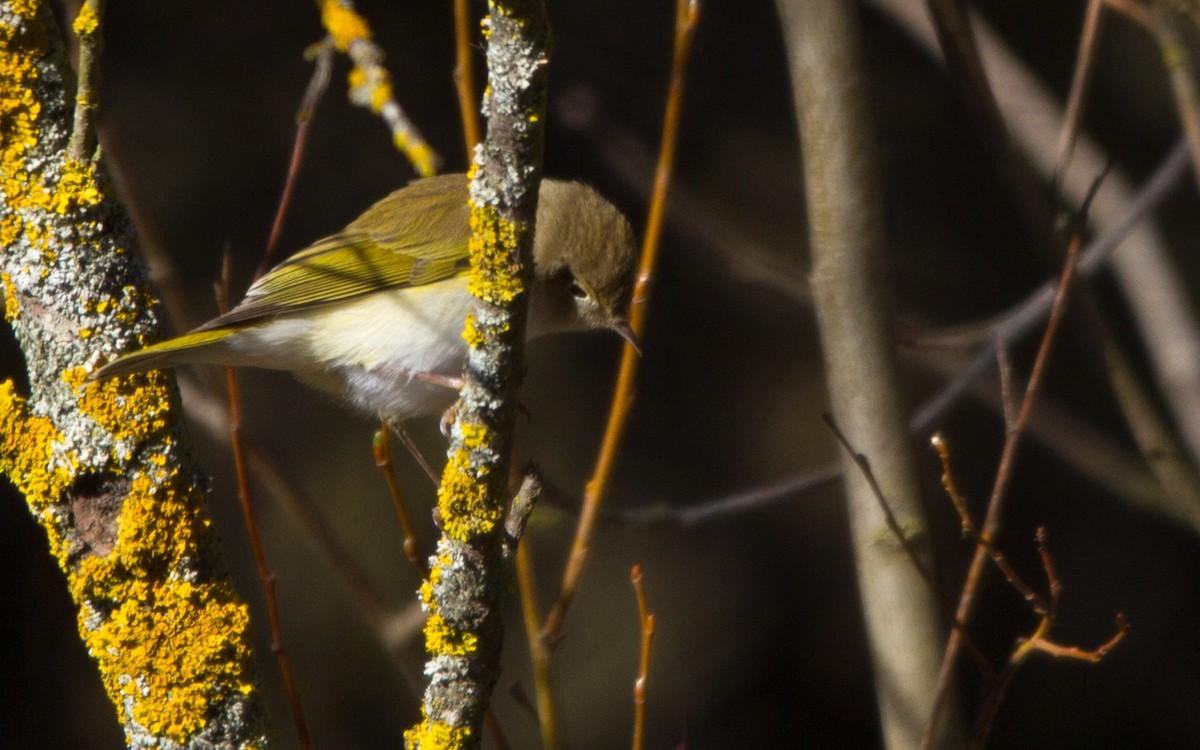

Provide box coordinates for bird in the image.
[90,173,640,425]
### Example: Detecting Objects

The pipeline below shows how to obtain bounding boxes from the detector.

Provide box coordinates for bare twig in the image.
[1054,0,1106,184]
[969,529,1129,748]
[258,39,335,279]
[373,426,429,577]
[930,434,1048,613]
[67,0,104,162]
[216,261,313,750]
[925,185,1093,747]
[630,565,657,750]
[1153,3,1200,189]
[910,140,1188,434]
[453,0,482,156]
[516,539,559,750]
[541,0,700,647]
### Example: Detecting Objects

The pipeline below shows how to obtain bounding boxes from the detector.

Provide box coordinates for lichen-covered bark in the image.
[0,4,266,747]
[404,1,548,748]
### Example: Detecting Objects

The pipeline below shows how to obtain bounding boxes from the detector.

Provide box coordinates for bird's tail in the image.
[89,328,238,381]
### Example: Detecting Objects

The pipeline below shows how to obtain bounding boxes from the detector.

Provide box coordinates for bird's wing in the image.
[196,175,473,332]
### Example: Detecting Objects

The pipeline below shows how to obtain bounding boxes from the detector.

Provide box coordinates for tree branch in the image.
[1,5,266,746]
[404,1,550,746]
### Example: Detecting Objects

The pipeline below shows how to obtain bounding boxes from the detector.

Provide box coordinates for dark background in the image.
[4,0,1199,747]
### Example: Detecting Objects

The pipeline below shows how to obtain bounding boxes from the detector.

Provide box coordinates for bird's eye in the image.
[567,279,587,299]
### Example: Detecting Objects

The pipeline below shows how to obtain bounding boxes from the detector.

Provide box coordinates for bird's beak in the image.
[612,318,642,356]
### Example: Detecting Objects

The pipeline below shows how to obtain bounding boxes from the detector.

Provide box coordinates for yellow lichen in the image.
[404,717,473,750]
[72,2,99,36]
[461,313,486,349]
[423,613,478,657]
[320,0,371,51]
[51,159,103,214]
[0,380,71,515]
[436,442,502,541]
[71,471,257,740]
[466,204,526,305]
[2,273,18,321]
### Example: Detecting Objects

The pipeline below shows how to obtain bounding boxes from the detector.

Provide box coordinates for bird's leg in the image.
[383,417,441,487]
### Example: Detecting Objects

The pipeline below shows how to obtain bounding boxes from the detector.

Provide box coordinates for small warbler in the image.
[91,173,640,421]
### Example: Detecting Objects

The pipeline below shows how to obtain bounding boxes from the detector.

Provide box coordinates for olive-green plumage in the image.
[91,174,638,420]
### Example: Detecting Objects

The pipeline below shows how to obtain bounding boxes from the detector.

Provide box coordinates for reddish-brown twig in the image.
[452,0,481,156]
[630,565,657,750]
[257,39,335,281]
[216,257,313,750]
[1054,0,1105,185]
[969,529,1129,748]
[923,175,1102,748]
[931,434,1048,614]
[540,0,700,647]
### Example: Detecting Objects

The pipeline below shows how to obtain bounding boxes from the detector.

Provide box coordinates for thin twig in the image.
[373,426,429,577]
[1153,3,1200,190]
[924,178,1097,748]
[1103,0,1154,27]
[911,140,1187,434]
[258,39,335,280]
[930,435,1048,614]
[825,417,994,678]
[516,538,560,750]
[541,0,700,647]
[67,0,104,162]
[630,565,656,750]
[216,259,313,750]
[1054,0,1105,185]
[969,529,1129,748]
[604,465,842,528]
[452,0,482,156]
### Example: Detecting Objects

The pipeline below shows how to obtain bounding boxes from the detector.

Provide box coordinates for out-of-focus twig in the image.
[453,0,482,156]
[778,0,958,746]
[516,538,559,750]
[317,0,439,176]
[876,0,1200,503]
[216,261,313,750]
[1054,0,1105,184]
[1153,3,1200,189]
[630,565,657,750]
[258,39,335,280]
[541,0,700,646]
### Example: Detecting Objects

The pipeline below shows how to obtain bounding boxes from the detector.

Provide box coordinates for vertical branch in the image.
[775,0,960,748]
[541,0,700,645]
[1153,3,1200,189]
[405,1,549,747]
[516,539,560,750]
